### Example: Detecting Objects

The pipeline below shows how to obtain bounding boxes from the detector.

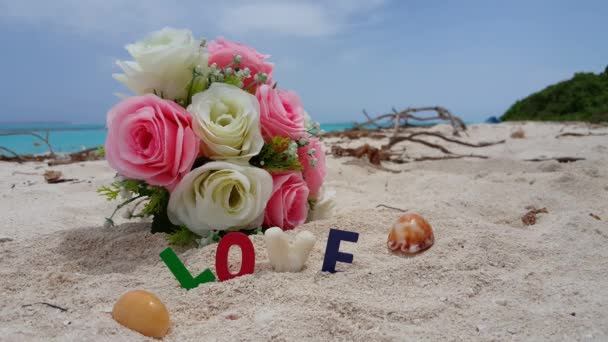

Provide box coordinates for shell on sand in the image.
[112,290,170,338]
[387,213,434,254]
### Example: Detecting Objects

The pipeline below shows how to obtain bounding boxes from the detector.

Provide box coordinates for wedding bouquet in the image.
[98,28,334,245]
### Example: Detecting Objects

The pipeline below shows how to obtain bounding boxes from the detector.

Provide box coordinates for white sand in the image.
[1,122,607,341]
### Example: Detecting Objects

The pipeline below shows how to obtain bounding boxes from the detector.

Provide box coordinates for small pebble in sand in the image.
[387,213,434,254]
[112,290,170,339]
[495,299,508,306]
[0,236,13,243]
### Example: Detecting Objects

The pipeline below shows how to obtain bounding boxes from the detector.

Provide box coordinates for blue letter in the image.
[322,228,359,273]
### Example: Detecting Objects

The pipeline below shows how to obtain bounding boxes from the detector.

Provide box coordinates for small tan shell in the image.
[112,290,170,339]
[387,213,434,254]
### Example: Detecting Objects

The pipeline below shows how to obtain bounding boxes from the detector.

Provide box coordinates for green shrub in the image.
[501,68,608,123]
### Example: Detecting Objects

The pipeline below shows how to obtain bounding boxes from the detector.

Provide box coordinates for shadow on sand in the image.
[55,222,170,275]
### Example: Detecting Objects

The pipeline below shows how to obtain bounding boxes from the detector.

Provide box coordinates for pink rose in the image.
[298,137,327,198]
[264,172,310,230]
[256,84,306,141]
[105,94,200,191]
[208,37,273,91]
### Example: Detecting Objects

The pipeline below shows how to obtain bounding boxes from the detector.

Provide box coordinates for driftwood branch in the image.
[0,146,22,162]
[354,106,467,136]
[327,105,504,169]
[0,138,103,165]
[0,131,55,157]
[362,109,381,128]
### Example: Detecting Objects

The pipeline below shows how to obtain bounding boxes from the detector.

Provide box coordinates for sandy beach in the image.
[1,122,607,341]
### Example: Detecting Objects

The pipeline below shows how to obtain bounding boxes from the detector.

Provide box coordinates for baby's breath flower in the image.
[242,67,251,78]
[306,148,316,156]
[309,158,318,168]
[254,72,268,83]
[297,138,309,147]
[287,141,298,157]
[233,54,242,64]
[224,67,233,75]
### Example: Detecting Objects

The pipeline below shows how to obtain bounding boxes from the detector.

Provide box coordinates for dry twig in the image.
[556,132,608,138]
[22,302,68,312]
[376,204,407,212]
[524,157,585,163]
[589,213,602,221]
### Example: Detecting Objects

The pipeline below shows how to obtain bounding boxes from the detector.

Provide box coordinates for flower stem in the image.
[107,195,146,224]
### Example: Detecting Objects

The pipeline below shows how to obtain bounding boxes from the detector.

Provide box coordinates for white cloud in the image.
[219,3,337,37]
[0,0,387,38]
[219,0,387,37]
[0,0,196,36]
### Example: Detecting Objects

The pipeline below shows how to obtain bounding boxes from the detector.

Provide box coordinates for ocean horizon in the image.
[0,122,360,155]
[0,117,481,156]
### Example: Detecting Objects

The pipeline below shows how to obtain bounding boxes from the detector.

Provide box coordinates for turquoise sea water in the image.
[0,122,357,155]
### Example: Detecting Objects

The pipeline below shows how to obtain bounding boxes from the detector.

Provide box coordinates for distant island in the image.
[501,66,608,123]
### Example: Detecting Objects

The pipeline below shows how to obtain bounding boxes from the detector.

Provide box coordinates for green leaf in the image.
[121,179,144,194]
[141,187,170,216]
[97,183,120,201]
[167,226,200,247]
[223,74,244,88]
[250,136,302,172]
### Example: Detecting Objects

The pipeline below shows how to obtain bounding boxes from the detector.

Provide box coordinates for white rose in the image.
[113,27,208,102]
[308,186,336,222]
[188,83,264,161]
[168,161,273,235]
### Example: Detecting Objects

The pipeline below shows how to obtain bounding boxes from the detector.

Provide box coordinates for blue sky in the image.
[0,0,606,124]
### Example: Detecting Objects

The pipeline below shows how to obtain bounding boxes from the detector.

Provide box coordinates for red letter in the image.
[215,232,255,281]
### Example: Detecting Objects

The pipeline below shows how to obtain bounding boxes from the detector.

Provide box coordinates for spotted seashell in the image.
[387,213,434,254]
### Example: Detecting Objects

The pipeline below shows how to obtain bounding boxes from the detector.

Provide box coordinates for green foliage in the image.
[501,70,608,123]
[308,199,316,212]
[98,178,181,233]
[141,187,170,216]
[146,187,182,234]
[224,74,244,88]
[97,183,121,201]
[97,145,105,157]
[167,226,200,247]
[122,179,145,194]
[250,136,303,172]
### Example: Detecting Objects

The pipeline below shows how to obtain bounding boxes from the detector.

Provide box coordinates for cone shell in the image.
[387,213,434,254]
[112,290,170,339]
